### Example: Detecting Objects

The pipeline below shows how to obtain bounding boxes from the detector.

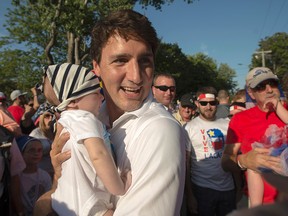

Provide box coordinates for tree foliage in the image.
[251,32,288,86]
[0,0,240,99]
[155,43,237,98]
[0,0,197,96]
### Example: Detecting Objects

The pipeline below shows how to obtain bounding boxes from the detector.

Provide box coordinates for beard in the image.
[199,108,216,120]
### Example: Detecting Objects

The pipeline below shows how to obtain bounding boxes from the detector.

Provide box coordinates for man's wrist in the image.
[236,155,247,170]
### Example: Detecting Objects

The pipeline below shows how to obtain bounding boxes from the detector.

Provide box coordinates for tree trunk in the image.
[67,31,75,64]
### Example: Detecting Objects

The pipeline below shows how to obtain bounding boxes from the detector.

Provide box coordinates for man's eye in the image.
[114,58,128,64]
[139,57,153,66]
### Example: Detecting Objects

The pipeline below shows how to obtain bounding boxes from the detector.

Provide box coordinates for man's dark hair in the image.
[90,9,159,64]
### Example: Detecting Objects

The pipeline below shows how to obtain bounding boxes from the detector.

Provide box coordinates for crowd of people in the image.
[0,86,53,215]
[0,9,287,216]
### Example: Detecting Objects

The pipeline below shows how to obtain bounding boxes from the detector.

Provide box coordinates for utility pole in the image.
[254,50,272,67]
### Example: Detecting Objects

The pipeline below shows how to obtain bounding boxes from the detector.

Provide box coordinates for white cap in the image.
[246,67,278,88]
[10,90,27,101]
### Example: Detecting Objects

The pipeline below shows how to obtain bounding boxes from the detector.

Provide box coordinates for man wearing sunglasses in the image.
[152,73,176,113]
[185,86,236,216]
[222,67,287,205]
[173,93,197,126]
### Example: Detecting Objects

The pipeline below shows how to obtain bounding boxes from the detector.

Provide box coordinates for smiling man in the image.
[152,73,176,113]
[35,9,186,216]
[173,93,197,126]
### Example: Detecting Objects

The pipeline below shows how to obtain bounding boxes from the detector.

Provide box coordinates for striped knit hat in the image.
[43,63,101,112]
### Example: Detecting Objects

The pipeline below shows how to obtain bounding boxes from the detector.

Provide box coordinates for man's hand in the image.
[34,123,70,216]
[50,123,70,183]
[240,148,282,173]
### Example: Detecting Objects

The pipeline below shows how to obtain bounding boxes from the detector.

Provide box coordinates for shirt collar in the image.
[98,91,154,129]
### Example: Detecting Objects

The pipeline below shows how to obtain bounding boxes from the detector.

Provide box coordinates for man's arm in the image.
[221,143,241,173]
[33,124,70,216]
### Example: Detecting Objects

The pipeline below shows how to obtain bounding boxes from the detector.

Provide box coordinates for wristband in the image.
[236,155,246,170]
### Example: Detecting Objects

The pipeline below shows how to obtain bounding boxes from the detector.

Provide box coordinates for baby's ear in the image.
[67,100,78,108]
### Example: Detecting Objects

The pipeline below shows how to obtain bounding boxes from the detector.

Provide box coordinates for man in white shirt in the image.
[35,9,186,216]
[152,73,176,113]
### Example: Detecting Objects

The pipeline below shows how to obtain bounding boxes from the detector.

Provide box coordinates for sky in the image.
[1,0,287,88]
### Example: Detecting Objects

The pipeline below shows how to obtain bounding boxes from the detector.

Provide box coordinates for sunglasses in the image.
[44,114,53,118]
[252,79,279,92]
[28,103,34,107]
[154,85,176,92]
[198,101,218,106]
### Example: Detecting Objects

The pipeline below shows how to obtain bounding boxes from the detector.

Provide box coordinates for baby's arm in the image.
[265,98,288,124]
[84,137,131,195]
[247,169,264,207]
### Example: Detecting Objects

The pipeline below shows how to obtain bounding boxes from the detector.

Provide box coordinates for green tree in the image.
[155,42,193,97]
[155,44,238,98]
[216,63,237,93]
[251,32,288,84]
[0,49,43,97]
[0,0,196,94]
[187,53,218,88]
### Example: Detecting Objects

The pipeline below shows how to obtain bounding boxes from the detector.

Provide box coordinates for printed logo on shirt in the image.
[207,128,224,151]
[200,128,225,159]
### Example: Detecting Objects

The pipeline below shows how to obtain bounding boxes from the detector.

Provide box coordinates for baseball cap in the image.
[0,92,6,100]
[16,135,39,152]
[180,93,196,109]
[246,67,278,88]
[10,90,27,101]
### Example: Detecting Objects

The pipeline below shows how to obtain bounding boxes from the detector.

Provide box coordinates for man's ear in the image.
[152,86,157,96]
[92,60,101,77]
[195,100,200,109]
[247,87,256,100]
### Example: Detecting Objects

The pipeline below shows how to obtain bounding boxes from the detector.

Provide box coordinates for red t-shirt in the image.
[7,105,24,124]
[227,105,287,204]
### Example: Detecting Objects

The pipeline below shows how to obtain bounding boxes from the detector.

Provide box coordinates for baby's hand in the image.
[121,169,132,192]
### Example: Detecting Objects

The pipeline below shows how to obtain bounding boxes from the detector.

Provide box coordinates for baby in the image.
[42,63,131,216]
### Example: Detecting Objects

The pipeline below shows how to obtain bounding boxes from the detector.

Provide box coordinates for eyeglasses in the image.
[154,85,176,92]
[252,79,279,92]
[198,101,218,106]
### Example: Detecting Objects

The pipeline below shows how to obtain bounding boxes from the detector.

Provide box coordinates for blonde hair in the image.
[232,89,246,103]
[38,112,54,140]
